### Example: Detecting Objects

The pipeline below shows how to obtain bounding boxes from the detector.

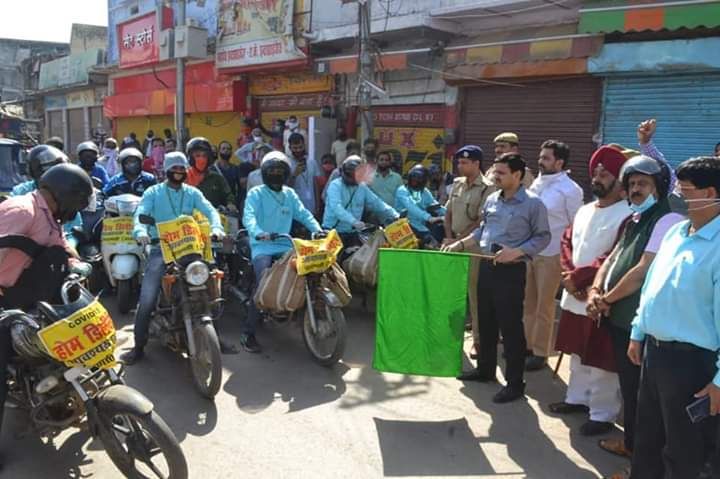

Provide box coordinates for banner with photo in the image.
[216,0,307,69]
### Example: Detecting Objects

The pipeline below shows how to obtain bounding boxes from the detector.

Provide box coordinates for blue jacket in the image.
[103,172,157,197]
[133,182,222,240]
[90,164,110,187]
[395,186,446,233]
[243,184,321,259]
[322,178,398,233]
[10,179,82,247]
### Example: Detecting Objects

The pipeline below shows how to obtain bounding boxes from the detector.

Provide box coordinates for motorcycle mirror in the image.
[138,214,156,226]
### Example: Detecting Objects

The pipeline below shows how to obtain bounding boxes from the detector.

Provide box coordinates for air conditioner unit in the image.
[174,25,208,59]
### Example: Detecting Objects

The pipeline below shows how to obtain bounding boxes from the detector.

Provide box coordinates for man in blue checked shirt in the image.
[102,148,157,197]
[628,156,720,479]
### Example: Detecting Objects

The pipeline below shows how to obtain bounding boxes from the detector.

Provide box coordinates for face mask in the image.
[253,136,263,144]
[80,157,96,171]
[287,120,299,130]
[194,157,208,172]
[125,161,141,176]
[682,198,720,212]
[219,152,232,161]
[629,194,657,214]
[168,171,187,185]
[103,148,117,159]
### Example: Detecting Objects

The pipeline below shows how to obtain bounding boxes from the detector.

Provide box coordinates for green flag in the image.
[373,249,470,377]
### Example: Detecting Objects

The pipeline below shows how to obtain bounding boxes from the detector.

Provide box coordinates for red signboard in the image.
[117,8,173,69]
[372,105,445,128]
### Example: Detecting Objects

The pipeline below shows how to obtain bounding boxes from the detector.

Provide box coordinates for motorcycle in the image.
[102,194,145,314]
[1,277,188,478]
[253,233,348,366]
[73,191,106,295]
[138,214,224,400]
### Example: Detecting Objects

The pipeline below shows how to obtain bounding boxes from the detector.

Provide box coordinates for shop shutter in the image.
[67,108,86,157]
[462,77,602,196]
[602,74,720,168]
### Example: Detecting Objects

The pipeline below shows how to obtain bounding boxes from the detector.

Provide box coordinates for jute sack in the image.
[253,251,306,312]
[342,230,385,287]
[322,262,352,306]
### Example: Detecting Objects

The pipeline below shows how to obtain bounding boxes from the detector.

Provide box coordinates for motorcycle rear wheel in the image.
[302,302,346,367]
[188,323,223,400]
[97,397,187,479]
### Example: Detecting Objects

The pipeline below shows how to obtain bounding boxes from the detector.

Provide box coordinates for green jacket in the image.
[607,197,671,330]
[198,169,235,208]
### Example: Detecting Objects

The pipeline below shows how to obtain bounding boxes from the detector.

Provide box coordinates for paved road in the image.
[1,294,627,478]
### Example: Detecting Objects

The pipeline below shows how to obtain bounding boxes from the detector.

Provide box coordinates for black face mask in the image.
[219,152,232,161]
[168,171,187,186]
[125,161,141,177]
[266,174,285,191]
[80,157,96,171]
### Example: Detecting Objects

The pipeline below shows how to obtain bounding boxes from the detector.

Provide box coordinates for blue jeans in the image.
[244,254,281,336]
[133,247,166,349]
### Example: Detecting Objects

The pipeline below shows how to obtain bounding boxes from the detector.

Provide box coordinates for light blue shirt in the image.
[133,182,222,240]
[394,186,445,233]
[322,178,399,233]
[472,186,550,257]
[631,216,720,385]
[243,184,321,259]
[10,179,82,248]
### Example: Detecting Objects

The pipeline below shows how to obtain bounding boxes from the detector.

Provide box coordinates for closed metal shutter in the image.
[462,77,602,195]
[602,74,720,167]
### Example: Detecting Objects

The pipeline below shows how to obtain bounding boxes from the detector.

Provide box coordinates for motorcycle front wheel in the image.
[302,302,346,367]
[188,323,223,399]
[96,395,188,479]
[117,279,133,315]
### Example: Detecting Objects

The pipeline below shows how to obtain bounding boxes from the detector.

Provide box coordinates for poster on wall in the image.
[216,0,307,70]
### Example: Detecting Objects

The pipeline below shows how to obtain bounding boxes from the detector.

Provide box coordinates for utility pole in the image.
[358,0,373,143]
[175,0,187,150]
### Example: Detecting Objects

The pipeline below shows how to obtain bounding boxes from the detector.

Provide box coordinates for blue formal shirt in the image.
[631,216,720,385]
[10,179,82,248]
[322,178,399,233]
[472,186,551,257]
[133,182,222,240]
[103,172,157,197]
[394,186,446,233]
[243,184,321,259]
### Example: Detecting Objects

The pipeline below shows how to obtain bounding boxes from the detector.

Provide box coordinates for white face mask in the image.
[253,136,263,143]
[287,120,299,130]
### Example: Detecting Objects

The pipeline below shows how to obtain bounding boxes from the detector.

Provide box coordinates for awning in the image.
[579,0,720,34]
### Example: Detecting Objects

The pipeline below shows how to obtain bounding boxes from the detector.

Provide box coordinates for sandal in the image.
[606,466,631,479]
[599,438,632,458]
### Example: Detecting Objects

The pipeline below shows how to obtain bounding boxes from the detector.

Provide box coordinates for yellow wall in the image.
[375,126,450,173]
[115,111,245,148]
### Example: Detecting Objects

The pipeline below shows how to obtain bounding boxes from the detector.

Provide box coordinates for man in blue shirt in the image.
[628,156,720,479]
[76,141,109,187]
[395,164,445,246]
[445,153,550,403]
[322,157,399,248]
[120,152,225,365]
[102,147,157,197]
[243,151,322,353]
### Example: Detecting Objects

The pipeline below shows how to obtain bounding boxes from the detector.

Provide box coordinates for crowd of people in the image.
[1,113,720,478]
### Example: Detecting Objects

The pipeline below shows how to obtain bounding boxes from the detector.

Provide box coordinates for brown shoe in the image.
[470,343,479,360]
[598,438,632,458]
[605,466,631,479]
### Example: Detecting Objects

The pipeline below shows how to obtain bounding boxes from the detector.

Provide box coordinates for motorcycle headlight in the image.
[185,261,210,286]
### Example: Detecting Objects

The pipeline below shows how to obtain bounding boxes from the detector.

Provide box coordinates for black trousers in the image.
[476,261,527,388]
[631,340,718,479]
[609,324,641,452]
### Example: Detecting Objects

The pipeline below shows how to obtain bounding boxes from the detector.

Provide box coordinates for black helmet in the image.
[341,156,362,186]
[77,140,100,171]
[118,147,144,177]
[27,144,68,180]
[260,151,291,191]
[186,137,213,166]
[38,163,93,223]
[45,136,65,152]
[407,164,429,191]
[620,155,671,198]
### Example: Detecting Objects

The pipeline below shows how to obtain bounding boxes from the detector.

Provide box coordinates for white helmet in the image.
[163,151,190,173]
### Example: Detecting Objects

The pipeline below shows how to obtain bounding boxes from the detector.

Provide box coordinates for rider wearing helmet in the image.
[395,164,446,244]
[241,151,322,353]
[11,145,84,248]
[122,151,226,365]
[102,147,157,197]
[76,140,110,187]
[322,155,399,247]
[186,137,237,212]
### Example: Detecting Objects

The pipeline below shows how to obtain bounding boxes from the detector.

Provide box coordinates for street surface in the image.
[2,294,627,478]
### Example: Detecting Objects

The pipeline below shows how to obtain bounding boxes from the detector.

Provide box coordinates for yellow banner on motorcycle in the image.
[157,215,205,263]
[101,216,134,245]
[384,218,419,249]
[292,229,344,276]
[38,300,117,370]
[192,211,215,263]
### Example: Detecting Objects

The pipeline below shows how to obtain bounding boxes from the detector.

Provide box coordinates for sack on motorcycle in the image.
[341,230,385,287]
[253,251,306,313]
[322,262,352,307]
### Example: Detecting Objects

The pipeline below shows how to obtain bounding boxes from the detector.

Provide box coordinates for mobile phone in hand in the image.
[686,396,711,424]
